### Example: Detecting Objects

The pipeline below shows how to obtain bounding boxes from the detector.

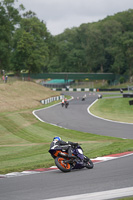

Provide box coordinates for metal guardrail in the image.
[40,95,64,104]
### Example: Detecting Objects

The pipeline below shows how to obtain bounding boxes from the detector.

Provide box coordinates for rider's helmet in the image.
[53,136,61,141]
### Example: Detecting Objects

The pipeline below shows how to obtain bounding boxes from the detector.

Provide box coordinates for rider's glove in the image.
[73,143,78,147]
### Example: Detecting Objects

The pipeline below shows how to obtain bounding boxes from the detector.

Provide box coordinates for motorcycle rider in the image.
[61,99,65,107]
[82,93,86,101]
[64,98,69,108]
[50,137,78,158]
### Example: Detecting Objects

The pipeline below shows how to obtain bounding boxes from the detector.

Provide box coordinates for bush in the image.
[119,76,125,84]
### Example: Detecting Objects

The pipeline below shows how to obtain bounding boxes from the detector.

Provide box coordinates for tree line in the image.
[0,0,133,77]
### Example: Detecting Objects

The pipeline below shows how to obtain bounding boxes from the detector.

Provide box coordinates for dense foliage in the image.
[0,0,133,76]
[0,0,56,74]
[48,9,133,76]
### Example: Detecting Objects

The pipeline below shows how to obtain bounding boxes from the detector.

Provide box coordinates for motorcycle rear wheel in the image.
[55,157,72,172]
[85,159,94,169]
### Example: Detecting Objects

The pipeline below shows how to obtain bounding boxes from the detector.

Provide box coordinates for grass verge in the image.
[118,197,133,200]
[90,97,133,123]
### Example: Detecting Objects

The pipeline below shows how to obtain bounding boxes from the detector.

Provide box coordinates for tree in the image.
[85,26,106,72]
[122,32,133,76]
[12,12,51,74]
[0,0,22,71]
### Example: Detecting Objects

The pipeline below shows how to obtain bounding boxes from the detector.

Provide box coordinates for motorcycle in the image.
[49,143,94,172]
[65,101,69,108]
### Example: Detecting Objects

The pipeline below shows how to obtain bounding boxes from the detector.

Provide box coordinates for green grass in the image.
[90,97,133,123]
[118,197,133,200]
[102,94,123,97]
[0,100,133,174]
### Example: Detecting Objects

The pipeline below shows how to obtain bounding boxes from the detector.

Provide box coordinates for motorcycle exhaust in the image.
[58,152,68,157]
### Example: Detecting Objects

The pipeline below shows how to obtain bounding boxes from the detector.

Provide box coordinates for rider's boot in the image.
[68,147,76,158]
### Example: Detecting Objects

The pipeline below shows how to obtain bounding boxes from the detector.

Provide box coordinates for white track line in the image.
[87,99,133,125]
[32,97,73,124]
[32,97,132,200]
[44,187,133,200]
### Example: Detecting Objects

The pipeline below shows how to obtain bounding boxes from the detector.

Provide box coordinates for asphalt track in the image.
[34,92,133,139]
[0,92,133,200]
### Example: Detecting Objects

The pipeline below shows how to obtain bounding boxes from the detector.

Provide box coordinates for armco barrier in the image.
[52,88,96,92]
[52,88,128,92]
[40,95,64,105]
[123,94,133,98]
[99,88,127,92]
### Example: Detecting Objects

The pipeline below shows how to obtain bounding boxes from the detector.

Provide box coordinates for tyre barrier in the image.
[129,100,133,105]
[123,94,133,98]
[99,88,127,92]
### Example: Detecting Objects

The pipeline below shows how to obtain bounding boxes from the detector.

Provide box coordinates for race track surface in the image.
[0,155,133,200]
[0,92,133,200]
[34,92,133,139]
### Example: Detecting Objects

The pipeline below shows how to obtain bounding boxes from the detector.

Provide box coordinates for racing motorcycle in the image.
[49,143,94,172]
[65,101,69,108]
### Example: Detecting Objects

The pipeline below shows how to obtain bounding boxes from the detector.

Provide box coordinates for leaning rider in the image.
[50,137,77,158]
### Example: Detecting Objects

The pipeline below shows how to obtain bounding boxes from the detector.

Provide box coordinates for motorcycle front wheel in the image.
[55,157,72,172]
[85,159,94,169]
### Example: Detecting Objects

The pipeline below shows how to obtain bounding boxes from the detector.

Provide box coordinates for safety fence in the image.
[40,95,64,105]
[52,87,128,92]
[52,88,97,92]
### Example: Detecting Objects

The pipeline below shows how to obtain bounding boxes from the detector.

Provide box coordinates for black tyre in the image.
[85,159,94,169]
[55,157,72,172]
